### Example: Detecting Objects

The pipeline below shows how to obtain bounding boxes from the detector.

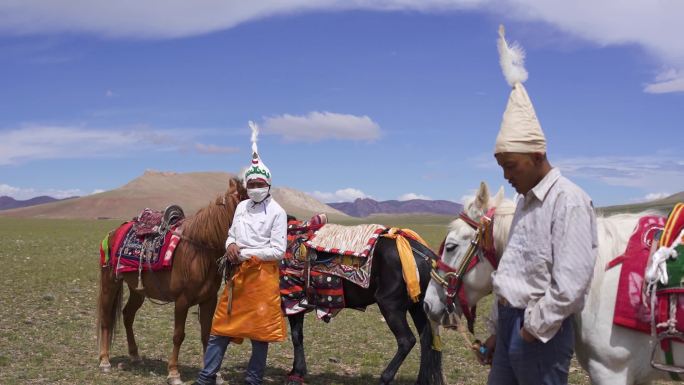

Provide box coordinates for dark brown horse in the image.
[96,177,246,385]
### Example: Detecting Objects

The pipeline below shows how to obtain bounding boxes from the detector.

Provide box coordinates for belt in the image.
[498,296,512,307]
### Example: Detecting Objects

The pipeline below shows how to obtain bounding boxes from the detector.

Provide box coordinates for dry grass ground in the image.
[0,216,672,384]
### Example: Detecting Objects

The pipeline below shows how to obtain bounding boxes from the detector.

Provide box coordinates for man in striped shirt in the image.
[481,27,598,385]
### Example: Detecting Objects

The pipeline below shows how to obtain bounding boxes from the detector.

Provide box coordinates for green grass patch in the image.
[0,216,674,384]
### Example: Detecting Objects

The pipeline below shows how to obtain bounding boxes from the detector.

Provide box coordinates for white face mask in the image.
[247,187,270,203]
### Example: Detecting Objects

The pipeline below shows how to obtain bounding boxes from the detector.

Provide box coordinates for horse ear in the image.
[228,178,237,192]
[493,186,505,207]
[475,181,490,210]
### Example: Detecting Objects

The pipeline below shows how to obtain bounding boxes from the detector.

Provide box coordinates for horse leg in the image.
[97,268,123,373]
[409,304,444,385]
[286,312,307,385]
[377,300,416,385]
[122,289,145,363]
[167,296,190,385]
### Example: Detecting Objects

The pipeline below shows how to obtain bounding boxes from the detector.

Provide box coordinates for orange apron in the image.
[210,257,286,343]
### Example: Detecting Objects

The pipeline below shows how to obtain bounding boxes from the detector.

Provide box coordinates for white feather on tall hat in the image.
[243,121,272,185]
[494,25,547,154]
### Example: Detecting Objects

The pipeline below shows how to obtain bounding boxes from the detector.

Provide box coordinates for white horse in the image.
[423,181,683,384]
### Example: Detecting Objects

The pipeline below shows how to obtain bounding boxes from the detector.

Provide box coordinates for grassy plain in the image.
[0,215,659,385]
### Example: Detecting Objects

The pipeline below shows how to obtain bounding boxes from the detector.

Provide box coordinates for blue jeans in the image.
[488,304,574,385]
[196,335,269,385]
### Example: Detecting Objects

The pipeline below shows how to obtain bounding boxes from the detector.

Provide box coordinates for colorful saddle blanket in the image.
[305,223,387,258]
[282,216,345,319]
[100,220,181,275]
[610,215,666,333]
[280,261,345,319]
[611,205,684,335]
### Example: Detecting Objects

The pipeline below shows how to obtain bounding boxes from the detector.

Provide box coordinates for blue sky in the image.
[0,1,682,206]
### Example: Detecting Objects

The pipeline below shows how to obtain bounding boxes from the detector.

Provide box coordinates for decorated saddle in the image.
[608,203,684,376]
[99,206,185,276]
[280,215,387,320]
[280,215,431,320]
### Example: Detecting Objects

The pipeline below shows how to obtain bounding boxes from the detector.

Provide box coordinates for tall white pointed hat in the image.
[494,25,546,154]
[243,121,272,185]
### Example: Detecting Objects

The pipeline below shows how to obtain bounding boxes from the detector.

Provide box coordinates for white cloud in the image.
[105,89,115,97]
[262,111,381,142]
[398,192,431,201]
[555,154,684,193]
[0,183,84,200]
[1,1,683,92]
[0,124,237,165]
[194,143,240,154]
[309,187,369,202]
[641,192,670,202]
[644,69,684,94]
[0,1,482,39]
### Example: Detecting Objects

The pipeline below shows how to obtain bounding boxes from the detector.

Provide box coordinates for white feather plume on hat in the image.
[244,120,272,185]
[497,25,528,87]
[494,25,546,155]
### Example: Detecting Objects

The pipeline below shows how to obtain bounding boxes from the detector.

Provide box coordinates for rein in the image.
[430,208,498,333]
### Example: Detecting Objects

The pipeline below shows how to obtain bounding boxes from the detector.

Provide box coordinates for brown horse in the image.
[96,177,246,385]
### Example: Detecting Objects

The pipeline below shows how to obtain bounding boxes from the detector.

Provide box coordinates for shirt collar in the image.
[525,168,561,204]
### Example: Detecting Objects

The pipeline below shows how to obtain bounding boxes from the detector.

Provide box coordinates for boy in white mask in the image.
[195,121,287,385]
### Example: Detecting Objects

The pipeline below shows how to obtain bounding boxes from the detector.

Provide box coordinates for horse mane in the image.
[176,177,246,274]
[450,194,517,259]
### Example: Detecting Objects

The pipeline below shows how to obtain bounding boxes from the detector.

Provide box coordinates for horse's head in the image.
[424,181,515,330]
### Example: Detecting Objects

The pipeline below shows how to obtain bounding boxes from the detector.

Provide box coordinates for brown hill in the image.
[0,170,347,220]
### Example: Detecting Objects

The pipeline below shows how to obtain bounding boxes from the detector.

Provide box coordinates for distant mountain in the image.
[0,195,77,211]
[599,191,684,215]
[0,170,347,220]
[329,198,462,217]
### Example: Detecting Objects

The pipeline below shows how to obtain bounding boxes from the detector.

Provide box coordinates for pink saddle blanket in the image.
[609,215,666,333]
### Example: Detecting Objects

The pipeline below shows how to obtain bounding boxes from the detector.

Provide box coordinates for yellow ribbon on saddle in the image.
[382,228,428,303]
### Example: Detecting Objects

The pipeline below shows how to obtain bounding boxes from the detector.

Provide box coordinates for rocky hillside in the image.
[0,170,347,220]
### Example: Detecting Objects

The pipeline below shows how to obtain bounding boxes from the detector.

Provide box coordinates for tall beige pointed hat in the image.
[494,25,546,154]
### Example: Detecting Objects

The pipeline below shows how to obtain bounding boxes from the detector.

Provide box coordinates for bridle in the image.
[430,207,498,333]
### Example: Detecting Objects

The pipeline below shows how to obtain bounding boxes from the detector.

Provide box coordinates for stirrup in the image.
[651,331,684,374]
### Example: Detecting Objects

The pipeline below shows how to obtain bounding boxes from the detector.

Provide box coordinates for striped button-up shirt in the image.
[491,168,598,342]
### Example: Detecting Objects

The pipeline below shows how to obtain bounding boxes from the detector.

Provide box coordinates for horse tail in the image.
[96,257,123,352]
[418,318,445,385]
[411,301,445,385]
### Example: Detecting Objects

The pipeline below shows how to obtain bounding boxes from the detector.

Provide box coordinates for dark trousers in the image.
[488,304,574,385]
[196,335,269,385]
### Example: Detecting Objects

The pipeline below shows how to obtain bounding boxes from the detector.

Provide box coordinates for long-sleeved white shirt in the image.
[225,196,287,262]
[491,168,598,342]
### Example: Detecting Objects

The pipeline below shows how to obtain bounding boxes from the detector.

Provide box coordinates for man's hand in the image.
[226,243,240,264]
[474,334,496,365]
[520,326,537,343]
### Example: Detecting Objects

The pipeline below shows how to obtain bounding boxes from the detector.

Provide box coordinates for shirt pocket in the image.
[524,242,552,283]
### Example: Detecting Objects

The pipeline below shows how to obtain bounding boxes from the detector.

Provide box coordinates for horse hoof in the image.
[129,355,142,364]
[166,374,183,385]
[99,362,111,373]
